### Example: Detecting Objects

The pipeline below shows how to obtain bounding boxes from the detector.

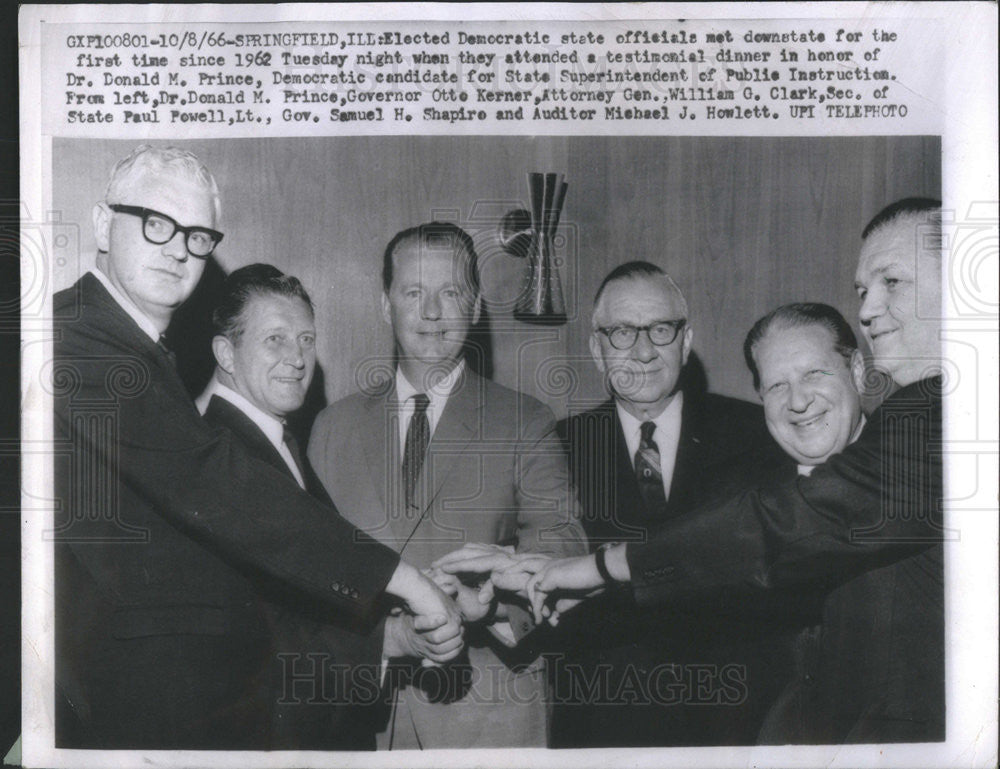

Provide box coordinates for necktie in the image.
[157,335,177,368]
[282,425,308,490]
[635,421,667,511]
[402,394,431,510]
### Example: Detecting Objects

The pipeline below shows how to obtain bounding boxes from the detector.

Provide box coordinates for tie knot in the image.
[640,421,656,444]
[282,424,296,447]
[412,393,430,415]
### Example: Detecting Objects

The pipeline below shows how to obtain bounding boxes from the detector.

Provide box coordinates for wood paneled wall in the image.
[53,136,940,416]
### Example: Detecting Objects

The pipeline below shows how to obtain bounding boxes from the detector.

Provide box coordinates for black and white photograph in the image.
[16,4,998,769]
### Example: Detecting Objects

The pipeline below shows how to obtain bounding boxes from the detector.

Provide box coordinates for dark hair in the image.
[862,197,942,242]
[743,302,858,391]
[212,263,314,342]
[381,221,481,297]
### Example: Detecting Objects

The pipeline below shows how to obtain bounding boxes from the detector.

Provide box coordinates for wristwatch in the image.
[595,542,624,587]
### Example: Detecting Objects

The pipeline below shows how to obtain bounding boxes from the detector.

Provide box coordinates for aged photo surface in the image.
[18,4,998,769]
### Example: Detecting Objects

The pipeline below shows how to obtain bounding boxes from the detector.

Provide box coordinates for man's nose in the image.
[285,341,306,367]
[161,231,189,262]
[788,381,813,412]
[630,330,658,362]
[858,285,884,328]
[421,293,442,320]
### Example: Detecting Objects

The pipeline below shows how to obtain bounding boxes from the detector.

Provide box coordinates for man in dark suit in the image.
[741,302,866,742]
[308,222,587,748]
[53,146,461,749]
[195,264,463,748]
[546,261,792,746]
[525,198,946,744]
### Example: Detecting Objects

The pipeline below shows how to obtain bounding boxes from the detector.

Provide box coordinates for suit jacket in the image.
[628,378,945,743]
[308,368,587,748]
[202,395,385,750]
[551,392,811,747]
[52,274,400,749]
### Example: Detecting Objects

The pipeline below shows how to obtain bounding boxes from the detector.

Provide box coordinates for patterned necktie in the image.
[635,421,667,511]
[402,394,431,510]
[281,425,308,490]
[156,335,177,368]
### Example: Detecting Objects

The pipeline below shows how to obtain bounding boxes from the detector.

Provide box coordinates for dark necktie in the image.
[282,425,308,490]
[635,421,667,511]
[402,394,431,510]
[157,335,177,368]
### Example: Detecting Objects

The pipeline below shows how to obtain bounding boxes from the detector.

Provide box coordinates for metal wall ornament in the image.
[499,172,568,326]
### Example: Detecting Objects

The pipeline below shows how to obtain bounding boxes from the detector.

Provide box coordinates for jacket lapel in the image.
[205,395,291,478]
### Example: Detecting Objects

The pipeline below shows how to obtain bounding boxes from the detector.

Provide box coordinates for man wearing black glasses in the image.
[548,260,786,747]
[51,146,462,749]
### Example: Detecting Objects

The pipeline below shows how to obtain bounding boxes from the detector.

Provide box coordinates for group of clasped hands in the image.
[419,543,595,650]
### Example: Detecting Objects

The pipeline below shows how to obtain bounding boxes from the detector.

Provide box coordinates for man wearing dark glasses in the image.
[549,260,786,747]
[52,146,461,749]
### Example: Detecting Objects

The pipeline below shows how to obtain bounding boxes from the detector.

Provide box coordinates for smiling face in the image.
[94,169,215,332]
[214,293,316,419]
[855,215,942,387]
[754,323,864,466]
[589,275,692,420]
[382,236,480,387]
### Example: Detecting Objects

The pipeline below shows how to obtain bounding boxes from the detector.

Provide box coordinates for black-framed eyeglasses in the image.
[597,319,686,350]
[108,204,223,258]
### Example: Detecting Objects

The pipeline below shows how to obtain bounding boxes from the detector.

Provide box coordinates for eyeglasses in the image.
[108,204,224,258]
[597,319,686,350]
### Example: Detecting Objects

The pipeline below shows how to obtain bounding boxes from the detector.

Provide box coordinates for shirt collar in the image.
[89,267,162,343]
[198,377,286,451]
[616,391,684,447]
[395,359,465,409]
[796,414,867,476]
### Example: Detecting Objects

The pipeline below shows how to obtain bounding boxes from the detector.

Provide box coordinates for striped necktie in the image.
[402,393,431,511]
[635,421,667,511]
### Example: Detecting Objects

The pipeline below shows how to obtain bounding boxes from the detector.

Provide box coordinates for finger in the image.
[423,622,464,645]
[477,580,495,604]
[526,575,544,625]
[420,657,441,668]
[430,544,494,568]
[412,613,446,632]
[436,553,510,575]
[424,632,465,656]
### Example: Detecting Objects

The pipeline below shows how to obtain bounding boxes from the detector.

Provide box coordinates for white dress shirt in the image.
[394,360,465,455]
[616,391,684,502]
[90,267,161,343]
[197,377,306,490]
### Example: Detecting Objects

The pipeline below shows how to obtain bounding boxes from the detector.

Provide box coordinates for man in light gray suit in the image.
[309,221,586,749]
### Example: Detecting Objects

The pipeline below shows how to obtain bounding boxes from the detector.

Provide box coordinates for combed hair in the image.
[381,221,481,297]
[743,302,858,391]
[212,263,314,342]
[105,145,221,222]
[591,261,688,328]
[861,197,942,249]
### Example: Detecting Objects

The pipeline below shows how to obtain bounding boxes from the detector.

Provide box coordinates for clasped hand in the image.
[431,543,599,626]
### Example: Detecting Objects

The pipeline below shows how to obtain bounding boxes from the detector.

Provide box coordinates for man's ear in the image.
[381,292,392,326]
[849,348,866,394]
[93,202,111,253]
[680,324,694,367]
[470,294,482,326]
[212,335,235,375]
[588,332,606,374]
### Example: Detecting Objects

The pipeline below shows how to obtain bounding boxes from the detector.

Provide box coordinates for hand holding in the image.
[424,567,495,623]
[526,554,605,625]
[384,613,465,665]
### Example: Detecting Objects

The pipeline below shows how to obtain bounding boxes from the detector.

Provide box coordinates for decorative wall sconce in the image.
[498,172,568,326]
